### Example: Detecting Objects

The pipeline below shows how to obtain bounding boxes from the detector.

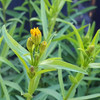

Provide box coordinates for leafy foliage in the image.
[0,0,100,100]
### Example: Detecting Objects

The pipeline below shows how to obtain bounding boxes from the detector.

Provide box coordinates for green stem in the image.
[27,75,41,100]
[27,79,34,100]
[64,73,84,100]
[30,52,34,65]
[64,83,76,100]
[3,9,6,24]
[34,45,39,67]
[85,69,92,95]
[67,2,71,16]
[47,16,57,41]
[27,98,31,100]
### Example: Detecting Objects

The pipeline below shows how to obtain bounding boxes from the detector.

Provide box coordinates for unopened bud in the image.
[86,45,94,56]
[30,27,41,45]
[26,37,33,52]
[29,66,34,73]
[83,36,90,49]
[39,41,47,54]
[87,45,94,52]
[28,66,35,79]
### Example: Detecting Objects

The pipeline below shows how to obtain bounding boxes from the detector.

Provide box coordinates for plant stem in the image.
[47,16,57,41]
[27,75,41,100]
[64,73,84,100]
[85,69,92,95]
[30,52,34,65]
[27,98,31,100]
[3,9,6,24]
[64,83,76,100]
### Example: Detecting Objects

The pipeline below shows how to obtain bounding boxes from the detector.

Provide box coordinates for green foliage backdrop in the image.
[0,0,100,100]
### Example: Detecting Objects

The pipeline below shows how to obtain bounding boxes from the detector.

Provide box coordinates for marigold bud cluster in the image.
[30,27,41,45]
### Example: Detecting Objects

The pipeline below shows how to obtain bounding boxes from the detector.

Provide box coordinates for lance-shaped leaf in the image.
[91,29,100,46]
[56,18,84,50]
[41,0,48,40]
[0,36,3,45]
[0,75,10,100]
[39,59,87,74]
[89,63,100,68]
[2,25,31,63]
[68,93,100,100]
[4,80,23,94]
[0,56,19,73]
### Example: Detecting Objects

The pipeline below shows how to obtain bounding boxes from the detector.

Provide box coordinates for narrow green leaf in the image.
[91,29,100,45]
[41,0,48,40]
[61,43,76,59]
[83,77,100,81]
[8,73,25,93]
[58,69,65,99]
[8,18,23,24]
[45,57,61,60]
[40,59,87,74]
[64,0,72,2]
[0,11,4,21]
[80,19,86,36]
[90,21,96,40]
[0,36,3,45]
[88,87,100,94]
[2,25,30,63]
[36,69,56,77]
[86,24,91,37]
[68,93,100,100]
[0,23,16,66]
[15,95,25,100]
[58,44,65,98]
[37,88,63,100]
[22,1,28,6]
[67,2,71,16]
[9,23,17,35]
[65,6,96,22]
[14,6,28,12]
[13,50,29,72]
[30,1,41,18]
[0,75,10,100]
[44,0,52,7]
[45,25,70,59]
[0,57,19,73]
[89,63,100,68]
[6,10,25,18]
[56,18,84,49]
[6,0,12,9]
[4,80,23,94]
[30,17,41,22]
[79,6,96,14]
[71,0,89,8]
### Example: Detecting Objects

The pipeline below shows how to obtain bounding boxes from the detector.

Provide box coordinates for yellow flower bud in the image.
[30,27,41,45]
[26,37,33,52]
[39,41,47,54]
